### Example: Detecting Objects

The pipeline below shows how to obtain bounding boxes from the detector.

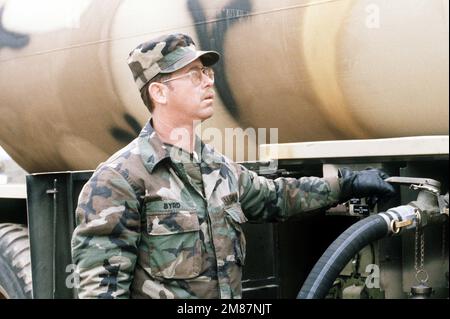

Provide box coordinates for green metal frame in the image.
[26,171,93,299]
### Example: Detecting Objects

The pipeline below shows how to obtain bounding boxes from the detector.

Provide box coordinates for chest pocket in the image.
[223,198,248,266]
[145,206,202,280]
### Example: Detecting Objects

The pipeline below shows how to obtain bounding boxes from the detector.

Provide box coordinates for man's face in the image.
[164,58,215,123]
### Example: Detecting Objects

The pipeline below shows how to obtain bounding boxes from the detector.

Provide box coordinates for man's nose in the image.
[202,73,214,87]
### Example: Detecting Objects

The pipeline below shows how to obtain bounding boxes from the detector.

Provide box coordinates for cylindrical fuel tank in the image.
[0,0,448,172]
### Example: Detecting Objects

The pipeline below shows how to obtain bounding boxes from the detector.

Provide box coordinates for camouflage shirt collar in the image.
[137,120,225,173]
[137,120,170,173]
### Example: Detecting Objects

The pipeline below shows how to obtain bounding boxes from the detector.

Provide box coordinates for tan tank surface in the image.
[0,0,448,173]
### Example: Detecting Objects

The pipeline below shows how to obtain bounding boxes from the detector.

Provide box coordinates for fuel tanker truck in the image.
[0,0,448,299]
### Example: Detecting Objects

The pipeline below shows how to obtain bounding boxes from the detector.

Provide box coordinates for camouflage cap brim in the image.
[159,47,220,74]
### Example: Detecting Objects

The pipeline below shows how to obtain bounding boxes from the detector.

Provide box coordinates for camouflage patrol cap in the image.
[127,33,220,91]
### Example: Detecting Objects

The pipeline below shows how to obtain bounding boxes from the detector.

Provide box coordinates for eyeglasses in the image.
[161,67,214,86]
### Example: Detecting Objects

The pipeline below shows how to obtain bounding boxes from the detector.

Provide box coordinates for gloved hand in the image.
[338,167,396,203]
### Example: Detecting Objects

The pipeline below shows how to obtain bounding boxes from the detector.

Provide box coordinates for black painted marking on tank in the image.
[124,113,142,135]
[0,6,30,50]
[110,113,142,144]
[187,0,252,118]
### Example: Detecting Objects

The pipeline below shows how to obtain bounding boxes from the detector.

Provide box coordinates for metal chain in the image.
[414,212,428,283]
[420,229,425,271]
[414,220,420,272]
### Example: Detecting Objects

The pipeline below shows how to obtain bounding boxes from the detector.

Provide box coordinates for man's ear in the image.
[149,82,167,105]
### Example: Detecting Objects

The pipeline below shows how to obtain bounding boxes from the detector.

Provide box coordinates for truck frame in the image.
[0,136,448,299]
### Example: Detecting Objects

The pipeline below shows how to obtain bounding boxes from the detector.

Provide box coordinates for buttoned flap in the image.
[224,202,248,224]
[144,209,202,279]
[222,192,248,224]
[146,210,199,235]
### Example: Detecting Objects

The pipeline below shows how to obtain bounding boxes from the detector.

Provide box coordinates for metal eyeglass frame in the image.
[161,66,214,85]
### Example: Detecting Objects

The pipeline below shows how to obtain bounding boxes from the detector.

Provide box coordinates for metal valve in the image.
[410,283,433,299]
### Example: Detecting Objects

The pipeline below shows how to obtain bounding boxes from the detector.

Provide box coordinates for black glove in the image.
[338,167,396,203]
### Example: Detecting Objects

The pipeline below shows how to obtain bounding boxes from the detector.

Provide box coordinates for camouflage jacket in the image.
[71,121,341,299]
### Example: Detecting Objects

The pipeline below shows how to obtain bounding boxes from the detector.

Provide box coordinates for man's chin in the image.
[199,106,214,120]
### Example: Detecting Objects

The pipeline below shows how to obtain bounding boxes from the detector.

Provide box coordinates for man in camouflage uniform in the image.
[71,33,395,299]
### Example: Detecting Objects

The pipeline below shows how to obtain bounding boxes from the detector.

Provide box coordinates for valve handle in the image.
[384,176,441,188]
[384,176,441,195]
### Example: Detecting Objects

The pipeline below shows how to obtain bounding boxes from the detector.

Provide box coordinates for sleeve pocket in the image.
[224,203,247,266]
